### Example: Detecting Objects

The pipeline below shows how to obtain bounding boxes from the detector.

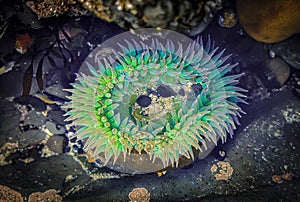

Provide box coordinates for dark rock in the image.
[27,96,47,112]
[0,98,21,146]
[147,89,159,96]
[0,70,24,97]
[263,57,290,87]
[212,147,227,161]
[267,34,300,70]
[191,83,203,96]
[12,147,41,161]
[290,74,300,99]
[24,109,47,128]
[77,148,84,154]
[63,146,71,153]
[48,110,66,125]
[45,121,66,135]
[69,137,77,143]
[136,95,151,107]
[44,84,69,100]
[18,129,48,149]
[46,135,67,154]
[181,163,194,170]
[16,96,43,109]
[178,88,185,96]
[5,151,21,163]
[14,96,30,105]
[0,154,91,195]
[157,85,176,97]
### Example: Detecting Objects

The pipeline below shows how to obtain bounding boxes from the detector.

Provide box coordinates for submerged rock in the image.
[266,35,300,70]
[19,129,48,149]
[264,57,290,87]
[0,99,21,146]
[46,135,67,154]
[236,0,300,43]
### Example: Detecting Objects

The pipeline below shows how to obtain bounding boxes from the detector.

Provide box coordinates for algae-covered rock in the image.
[236,0,300,43]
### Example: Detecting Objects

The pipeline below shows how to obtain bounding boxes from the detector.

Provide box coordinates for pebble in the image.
[178,89,185,96]
[46,135,67,154]
[24,110,47,128]
[136,95,151,107]
[264,57,290,87]
[0,70,24,97]
[269,50,276,58]
[48,110,67,125]
[191,83,203,96]
[45,121,66,135]
[64,146,71,153]
[44,84,69,100]
[16,96,47,112]
[217,149,226,161]
[70,137,77,143]
[157,85,176,97]
[268,35,300,69]
[19,129,48,149]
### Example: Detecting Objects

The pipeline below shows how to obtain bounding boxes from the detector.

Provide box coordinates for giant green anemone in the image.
[64,29,247,174]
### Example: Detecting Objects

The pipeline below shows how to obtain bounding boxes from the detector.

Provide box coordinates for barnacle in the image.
[128,187,150,202]
[64,29,247,173]
[0,185,23,202]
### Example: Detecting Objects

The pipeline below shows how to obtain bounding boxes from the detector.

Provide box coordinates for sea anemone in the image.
[64,29,246,173]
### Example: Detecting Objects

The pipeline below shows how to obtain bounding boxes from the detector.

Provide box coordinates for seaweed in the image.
[21,29,77,97]
[0,1,120,98]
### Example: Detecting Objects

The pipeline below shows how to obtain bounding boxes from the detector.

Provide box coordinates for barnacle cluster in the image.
[77,0,111,22]
[218,9,237,28]
[64,29,246,173]
[0,185,24,202]
[25,0,219,33]
[128,187,150,202]
[28,189,62,202]
[210,161,233,181]
[26,0,77,18]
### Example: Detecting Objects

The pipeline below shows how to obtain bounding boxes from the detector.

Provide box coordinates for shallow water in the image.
[0,1,299,202]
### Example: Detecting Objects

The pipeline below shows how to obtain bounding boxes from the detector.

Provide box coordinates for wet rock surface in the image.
[236,0,300,43]
[266,34,300,70]
[18,129,48,149]
[48,110,67,126]
[23,109,47,128]
[0,70,24,97]
[45,121,66,135]
[0,0,299,201]
[62,89,300,201]
[0,154,91,196]
[0,99,21,146]
[46,135,67,154]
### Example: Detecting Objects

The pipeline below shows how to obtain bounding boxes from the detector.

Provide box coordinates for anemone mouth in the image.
[64,29,247,174]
